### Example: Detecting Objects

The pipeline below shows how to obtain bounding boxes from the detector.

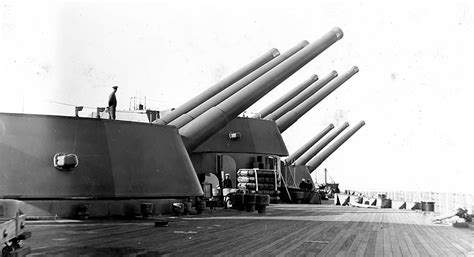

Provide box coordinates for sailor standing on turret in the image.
[108,86,118,120]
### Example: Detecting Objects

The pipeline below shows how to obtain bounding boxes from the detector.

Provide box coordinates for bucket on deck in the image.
[244,193,256,212]
[421,201,435,212]
[195,199,206,214]
[255,194,270,214]
[303,191,311,203]
[233,192,245,211]
[309,192,321,204]
[184,201,192,214]
[294,191,304,204]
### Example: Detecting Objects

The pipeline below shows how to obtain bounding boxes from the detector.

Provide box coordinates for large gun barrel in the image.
[285,123,334,164]
[307,120,366,172]
[258,74,318,118]
[155,48,280,125]
[265,70,338,121]
[294,122,349,165]
[179,27,345,151]
[169,41,309,128]
[276,66,358,133]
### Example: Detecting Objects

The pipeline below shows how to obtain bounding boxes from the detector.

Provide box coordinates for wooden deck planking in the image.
[387,220,401,256]
[362,218,380,257]
[258,221,327,256]
[320,213,364,256]
[415,215,456,256]
[227,222,311,256]
[274,226,319,255]
[421,214,466,256]
[383,222,394,257]
[220,221,290,256]
[88,227,159,247]
[352,212,377,256]
[398,212,426,257]
[29,224,153,255]
[305,226,338,256]
[25,204,474,256]
[163,219,272,255]
[407,220,432,256]
[295,219,344,256]
[399,213,425,256]
[373,212,385,257]
[245,221,308,255]
[451,242,473,256]
[272,223,323,256]
[402,231,421,257]
[390,213,409,256]
[161,220,263,254]
[344,227,364,256]
[431,218,474,254]
[410,214,454,256]
[338,212,367,255]
[287,207,351,256]
[240,223,309,255]
[393,215,416,256]
[202,222,279,256]
[420,221,463,256]
[400,215,421,256]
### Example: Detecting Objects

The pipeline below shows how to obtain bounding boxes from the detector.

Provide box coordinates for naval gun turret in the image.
[294,122,350,165]
[0,113,204,218]
[155,48,280,125]
[276,66,359,133]
[307,121,366,172]
[264,71,338,121]
[180,27,345,152]
[285,124,335,164]
[0,27,362,218]
[258,74,319,119]
[169,41,309,128]
[279,122,348,201]
[180,28,345,205]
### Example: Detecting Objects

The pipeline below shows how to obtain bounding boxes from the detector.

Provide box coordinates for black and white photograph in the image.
[0,0,473,256]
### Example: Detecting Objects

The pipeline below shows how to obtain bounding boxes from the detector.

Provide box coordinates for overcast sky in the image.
[1,0,473,194]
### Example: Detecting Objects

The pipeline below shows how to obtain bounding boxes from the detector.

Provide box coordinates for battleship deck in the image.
[26,203,473,256]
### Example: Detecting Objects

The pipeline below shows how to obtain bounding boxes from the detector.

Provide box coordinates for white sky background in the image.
[1,0,473,194]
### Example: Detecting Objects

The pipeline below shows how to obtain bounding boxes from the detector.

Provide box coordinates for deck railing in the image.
[354,190,474,215]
